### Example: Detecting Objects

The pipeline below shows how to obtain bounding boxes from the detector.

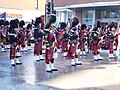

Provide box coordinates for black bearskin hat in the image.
[48,14,56,24]
[35,17,42,27]
[60,22,67,29]
[19,20,25,28]
[15,19,19,24]
[93,27,97,31]
[27,24,32,30]
[96,20,101,28]
[72,17,79,27]
[81,24,87,30]
[44,14,56,29]
[10,20,18,29]
[109,22,114,27]
[0,19,4,26]
[4,21,9,26]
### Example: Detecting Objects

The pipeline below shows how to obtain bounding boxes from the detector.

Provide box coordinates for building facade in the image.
[54,0,120,27]
[0,0,46,22]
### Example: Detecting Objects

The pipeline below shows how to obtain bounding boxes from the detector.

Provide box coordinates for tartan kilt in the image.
[34,41,42,55]
[21,39,25,47]
[57,40,62,48]
[10,46,16,60]
[69,43,77,53]
[45,48,54,60]
[62,41,68,52]
[27,39,31,46]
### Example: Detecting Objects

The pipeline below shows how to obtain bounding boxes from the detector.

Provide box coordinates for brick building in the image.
[54,0,120,27]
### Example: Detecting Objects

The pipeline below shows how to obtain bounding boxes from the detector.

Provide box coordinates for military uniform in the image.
[67,17,82,66]
[34,17,44,61]
[79,24,87,56]
[9,20,22,66]
[44,14,58,73]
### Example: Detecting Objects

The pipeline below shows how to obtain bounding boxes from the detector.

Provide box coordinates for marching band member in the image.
[79,24,87,56]
[8,20,22,66]
[56,22,64,53]
[34,17,44,61]
[44,14,58,72]
[18,20,26,51]
[107,22,116,59]
[60,22,69,57]
[26,24,32,50]
[91,28,100,61]
[67,17,82,66]
[0,20,6,52]
[3,21,10,49]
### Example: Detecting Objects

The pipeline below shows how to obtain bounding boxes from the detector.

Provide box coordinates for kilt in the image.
[69,44,77,53]
[10,46,16,60]
[62,41,68,52]
[57,40,62,48]
[34,41,42,55]
[45,48,54,60]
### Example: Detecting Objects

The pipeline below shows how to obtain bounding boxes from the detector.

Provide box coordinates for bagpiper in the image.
[3,21,10,49]
[0,19,6,52]
[107,22,116,59]
[67,17,82,66]
[34,17,44,61]
[8,20,22,66]
[26,24,33,50]
[60,22,69,57]
[56,22,64,53]
[44,14,58,72]
[79,24,87,56]
[18,20,26,51]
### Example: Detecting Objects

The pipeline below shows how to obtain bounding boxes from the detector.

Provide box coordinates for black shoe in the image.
[40,59,44,61]
[36,60,40,61]
[16,63,22,65]
[71,64,76,66]
[46,70,53,73]
[94,59,99,61]
[52,68,58,71]
[75,63,82,65]
[11,64,15,66]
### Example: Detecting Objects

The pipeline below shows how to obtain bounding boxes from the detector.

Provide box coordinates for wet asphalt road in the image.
[0,47,120,90]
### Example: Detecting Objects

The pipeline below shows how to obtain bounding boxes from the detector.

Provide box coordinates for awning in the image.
[54,7,72,11]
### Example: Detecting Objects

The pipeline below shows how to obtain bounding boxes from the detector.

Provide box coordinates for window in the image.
[100,10,120,19]
[82,10,95,27]
[34,0,38,10]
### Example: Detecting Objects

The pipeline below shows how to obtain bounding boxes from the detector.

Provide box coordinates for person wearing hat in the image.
[107,22,116,59]
[67,17,82,66]
[34,17,45,61]
[79,24,87,56]
[44,14,58,72]
[0,19,6,52]
[3,21,10,49]
[18,20,27,52]
[8,19,22,66]
[26,23,33,50]
[56,22,65,53]
[60,22,69,57]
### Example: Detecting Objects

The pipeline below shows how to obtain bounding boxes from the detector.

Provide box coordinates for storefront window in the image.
[100,10,120,19]
[100,10,110,18]
[111,10,120,18]
[82,10,95,27]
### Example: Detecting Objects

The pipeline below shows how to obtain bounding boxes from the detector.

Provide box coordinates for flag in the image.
[0,12,6,21]
[0,12,5,18]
